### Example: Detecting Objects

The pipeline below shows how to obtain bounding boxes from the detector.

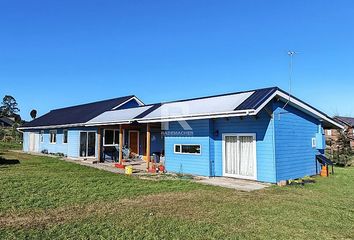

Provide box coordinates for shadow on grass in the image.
[0,156,20,165]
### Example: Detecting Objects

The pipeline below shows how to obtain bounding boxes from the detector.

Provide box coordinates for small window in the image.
[174,144,201,155]
[326,130,332,136]
[63,130,68,144]
[40,130,44,143]
[50,130,57,144]
[104,129,120,146]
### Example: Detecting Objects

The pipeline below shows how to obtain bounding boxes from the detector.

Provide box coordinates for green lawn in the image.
[0,149,353,239]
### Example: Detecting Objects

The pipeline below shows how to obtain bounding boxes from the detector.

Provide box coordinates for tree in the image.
[0,95,20,117]
[334,129,353,167]
[30,109,37,119]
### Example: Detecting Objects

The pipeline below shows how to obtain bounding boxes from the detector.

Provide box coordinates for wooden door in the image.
[129,131,139,155]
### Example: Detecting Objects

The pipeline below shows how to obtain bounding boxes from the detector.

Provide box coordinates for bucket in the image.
[125,166,133,175]
[320,166,328,177]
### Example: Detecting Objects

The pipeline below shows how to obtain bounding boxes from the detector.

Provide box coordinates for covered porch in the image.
[96,122,165,172]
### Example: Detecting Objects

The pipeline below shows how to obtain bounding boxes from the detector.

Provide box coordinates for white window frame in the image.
[103,129,121,146]
[222,133,257,180]
[63,129,68,144]
[49,130,57,144]
[40,130,44,143]
[326,129,332,136]
[174,144,202,155]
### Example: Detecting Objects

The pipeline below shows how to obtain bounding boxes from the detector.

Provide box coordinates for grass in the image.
[0,141,22,150]
[0,149,353,239]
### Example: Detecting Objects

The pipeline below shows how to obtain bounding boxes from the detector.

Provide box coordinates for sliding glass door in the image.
[223,133,257,180]
[80,132,96,157]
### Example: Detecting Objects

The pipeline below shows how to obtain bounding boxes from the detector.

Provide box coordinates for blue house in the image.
[19,87,343,183]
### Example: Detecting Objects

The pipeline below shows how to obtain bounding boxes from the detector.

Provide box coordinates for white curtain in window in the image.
[239,136,254,177]
[225,136,238,175]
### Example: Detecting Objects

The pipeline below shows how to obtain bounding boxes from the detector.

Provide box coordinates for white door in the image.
[29,132,39,152]
[223,134,257,180]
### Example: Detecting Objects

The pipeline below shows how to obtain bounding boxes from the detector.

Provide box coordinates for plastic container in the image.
[125,165,133,175]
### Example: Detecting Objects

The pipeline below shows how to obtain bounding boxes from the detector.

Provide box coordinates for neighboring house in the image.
[325,116,354,150]
[19,87,343,184]
[0,116,15,127]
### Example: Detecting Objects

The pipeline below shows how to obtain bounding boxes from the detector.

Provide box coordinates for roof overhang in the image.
[17,123,85,130]
[253,90,344,129]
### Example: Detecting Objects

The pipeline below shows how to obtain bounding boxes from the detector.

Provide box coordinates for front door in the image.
[129,131,139,155]
[223,134,257,180]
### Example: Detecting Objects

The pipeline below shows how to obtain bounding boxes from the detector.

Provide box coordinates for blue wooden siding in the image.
[211,110,276,183]
[164,120,211,176]
[273,102,321,182]
[116,98,141,110]
[164,113,276,182]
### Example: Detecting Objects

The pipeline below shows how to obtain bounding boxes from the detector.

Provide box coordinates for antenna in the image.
[283,50,297,109]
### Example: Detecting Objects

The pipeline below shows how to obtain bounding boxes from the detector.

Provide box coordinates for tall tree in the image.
[0,95,20,117]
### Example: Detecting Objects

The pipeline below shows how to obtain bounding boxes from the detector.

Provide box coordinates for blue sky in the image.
[0,0,353,121]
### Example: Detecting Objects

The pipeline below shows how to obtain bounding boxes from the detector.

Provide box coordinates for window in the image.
[174,144,201,155]
[49,130,57,144]
[63,130,68,144]
[40,130,44,143]
[326,129,332,136]
[103,129,120,146]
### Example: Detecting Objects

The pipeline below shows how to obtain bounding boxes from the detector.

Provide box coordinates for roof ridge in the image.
[149,86,278,106]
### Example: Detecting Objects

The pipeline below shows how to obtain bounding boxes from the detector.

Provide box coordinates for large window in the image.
[104,129,120,146]
[63,130,68,144]
[49,130,57,144]
[174,144,201,155]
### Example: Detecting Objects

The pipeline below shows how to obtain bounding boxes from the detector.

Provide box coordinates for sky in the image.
[0,0,353,121]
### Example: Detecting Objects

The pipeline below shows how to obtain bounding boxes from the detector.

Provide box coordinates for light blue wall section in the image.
[23,127,98,158]
[39,129,69,155]
[273,102,321,182]
[22,131,30,151]
[211,110,276,183]
[164,120,211,176]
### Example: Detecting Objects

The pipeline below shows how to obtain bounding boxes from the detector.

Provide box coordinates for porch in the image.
[96,122,165,172]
